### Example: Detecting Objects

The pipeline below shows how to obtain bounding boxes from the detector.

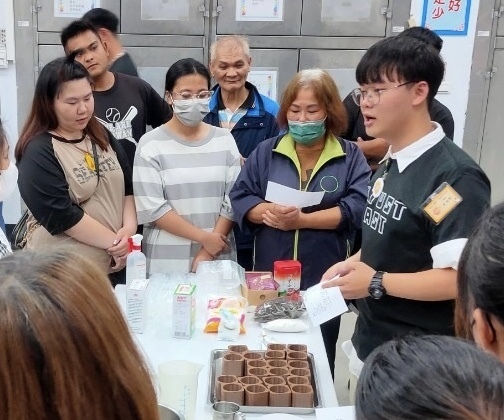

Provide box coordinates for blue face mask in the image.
[288,119,326,146]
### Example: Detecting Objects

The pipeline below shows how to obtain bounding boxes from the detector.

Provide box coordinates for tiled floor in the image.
[333,312,357,406]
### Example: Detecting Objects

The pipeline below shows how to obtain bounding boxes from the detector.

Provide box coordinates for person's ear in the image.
[165,91,173,105]
[97,28,109,41]
[411,81,429,106]
[102,40,109,56]
[472,308,498,354]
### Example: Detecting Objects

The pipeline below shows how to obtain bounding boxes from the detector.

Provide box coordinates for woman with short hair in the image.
[230,69,370,375]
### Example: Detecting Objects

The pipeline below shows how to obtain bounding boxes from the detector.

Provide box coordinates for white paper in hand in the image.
[303,282,348,326]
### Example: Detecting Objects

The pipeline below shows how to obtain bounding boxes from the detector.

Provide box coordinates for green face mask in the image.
[288,119,326,146]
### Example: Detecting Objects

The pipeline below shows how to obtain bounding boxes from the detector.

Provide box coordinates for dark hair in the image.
[277,69,347,136]
[455,203,504,339]
[15,56,108,161]
[82,8,119,34]
[0,248,159,420]
[356,335,504,420]
[61,19,102,51]
[397,26,443,53]
[356,36,444,107]
[164,58,211,92]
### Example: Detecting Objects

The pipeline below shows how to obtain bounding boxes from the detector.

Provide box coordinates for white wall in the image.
[410,0,481,147]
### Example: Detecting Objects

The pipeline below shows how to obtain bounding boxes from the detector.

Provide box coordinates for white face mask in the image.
[171,97,211,127]
[0,161,18,201]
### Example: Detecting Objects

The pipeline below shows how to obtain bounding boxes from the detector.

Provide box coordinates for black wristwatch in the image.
[368,271,386,300]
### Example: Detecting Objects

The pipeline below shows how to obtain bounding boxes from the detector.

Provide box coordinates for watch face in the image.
[370,287,383,299]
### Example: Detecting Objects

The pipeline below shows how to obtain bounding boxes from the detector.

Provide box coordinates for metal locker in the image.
[299,49,367,98]
[215,0,302,36]
[246,48,299,102]
[35,1,119,32]
[301,0,390,37]
[120,0,210,35]
[126,47,205,97]
[479,46,504,204]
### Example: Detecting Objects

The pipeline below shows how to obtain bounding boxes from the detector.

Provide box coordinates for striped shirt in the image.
[133,124,241,275]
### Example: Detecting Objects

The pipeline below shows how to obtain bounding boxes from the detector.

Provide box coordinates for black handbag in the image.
[10,141,101,250]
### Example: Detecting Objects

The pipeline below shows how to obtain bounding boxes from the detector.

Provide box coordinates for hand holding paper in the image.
[265,181,324,208]
[303,281,348,326]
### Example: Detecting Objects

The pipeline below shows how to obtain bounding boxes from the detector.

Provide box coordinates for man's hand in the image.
[200,231,229,257]
[321,261,376,299]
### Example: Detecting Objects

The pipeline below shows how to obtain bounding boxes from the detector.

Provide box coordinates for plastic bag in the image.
[254,295,305,323]
[217,308,241,341]
[196,260,245,291]
[263,318,309,333]
[204,296,247,334]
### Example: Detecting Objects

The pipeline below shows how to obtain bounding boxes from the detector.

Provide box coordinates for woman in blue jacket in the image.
[230,69,371,376]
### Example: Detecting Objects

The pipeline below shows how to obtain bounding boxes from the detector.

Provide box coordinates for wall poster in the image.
[421,0,472,35]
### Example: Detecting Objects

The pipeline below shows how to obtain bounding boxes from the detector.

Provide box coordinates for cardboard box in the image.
[241,271,278,306]
[126,278,150,333]
[173,284,196,339]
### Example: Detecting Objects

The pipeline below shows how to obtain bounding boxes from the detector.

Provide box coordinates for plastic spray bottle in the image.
[126,234,146,287]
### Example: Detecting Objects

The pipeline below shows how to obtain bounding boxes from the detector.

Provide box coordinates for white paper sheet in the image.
[316,406,356,420]
[265,181,324,208]
[303,282,348,326]
[54,0,99,18]
[236,0,284,22]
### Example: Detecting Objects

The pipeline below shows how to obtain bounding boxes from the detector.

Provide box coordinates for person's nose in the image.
[77,101,87,114]
[298,110,309,121]
[226,67,238,77]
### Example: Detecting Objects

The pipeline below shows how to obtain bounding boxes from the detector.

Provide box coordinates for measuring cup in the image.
[158,360,203,420]
[212,402,246,420]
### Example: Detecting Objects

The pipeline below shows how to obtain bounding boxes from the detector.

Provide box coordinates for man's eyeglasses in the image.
[351,81,418,106]
[171,90,213,100]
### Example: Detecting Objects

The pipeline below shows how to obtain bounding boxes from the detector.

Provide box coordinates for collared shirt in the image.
[380,122,445,173]
[376,122,471,269]
[217,88,255,131]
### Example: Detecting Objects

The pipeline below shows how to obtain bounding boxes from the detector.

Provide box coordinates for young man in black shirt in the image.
[61,20,171,168]
[322,36,490,368]
[82,8,139,77]
[342,27,455,172]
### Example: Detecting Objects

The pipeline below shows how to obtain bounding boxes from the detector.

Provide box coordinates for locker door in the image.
[126,47,205,97]
[246,49,299,102]
[301,0,390,37]
[479,47,504,204]
[497,0,504,36]
[121,0,209,35]
[36,0,119,32]
[215,0,302,36]
[299,49,366,98]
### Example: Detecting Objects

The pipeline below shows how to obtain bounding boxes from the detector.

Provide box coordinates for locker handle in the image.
[213,6,223,18]
[199,5,209,18]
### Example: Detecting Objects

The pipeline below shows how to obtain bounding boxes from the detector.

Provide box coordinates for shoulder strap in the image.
[91,141,100,180]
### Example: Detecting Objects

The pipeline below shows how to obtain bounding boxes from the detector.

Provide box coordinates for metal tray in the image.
[207,349,322,414]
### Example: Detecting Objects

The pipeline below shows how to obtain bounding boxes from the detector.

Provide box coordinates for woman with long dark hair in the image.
[15,56,136,282]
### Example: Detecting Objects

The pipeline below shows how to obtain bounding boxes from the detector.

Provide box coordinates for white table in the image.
[115,285,338,419]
